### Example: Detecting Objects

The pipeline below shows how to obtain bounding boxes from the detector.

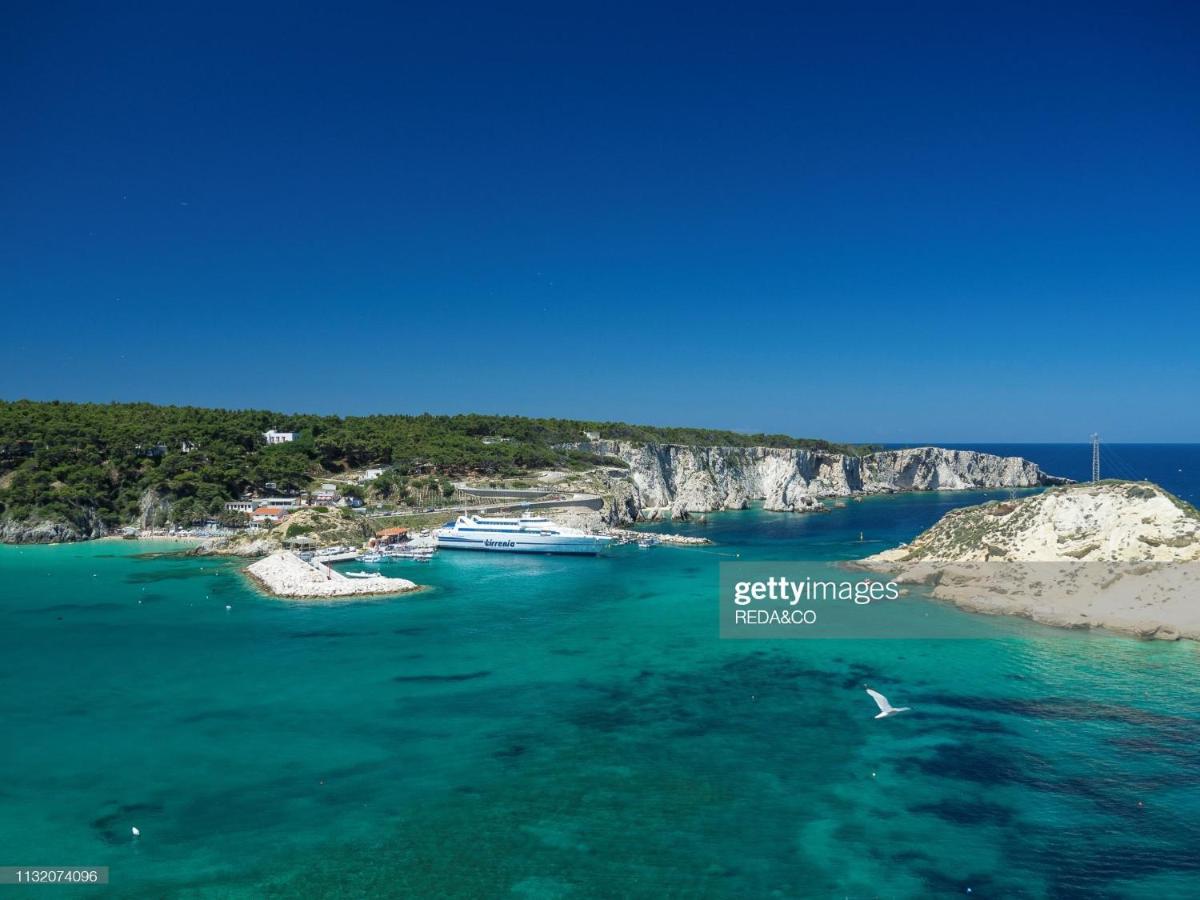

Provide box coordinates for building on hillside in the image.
[252,507,287,523]
[312,484,338,504]
[375,526,409,546]
[263,429,297,444]
[228,496,301,514]
[257,496,302,509]
[360,468,386,482]
[284,535,318,552]
[480,436,512,445]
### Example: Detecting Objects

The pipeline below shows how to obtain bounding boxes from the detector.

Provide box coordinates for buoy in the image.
[131,826,140,837]
[225,605,232,611]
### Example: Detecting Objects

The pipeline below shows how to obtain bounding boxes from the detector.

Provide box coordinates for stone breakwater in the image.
[575,441,1070,521]
[608,529,712,546]
[245,551,420,599]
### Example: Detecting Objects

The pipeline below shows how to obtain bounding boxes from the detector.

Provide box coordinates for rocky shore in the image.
[858,481,1200,640]
[0,512,108,543]
[572,441,1069,522]
[608,528,712,546]
[245,551,420,600]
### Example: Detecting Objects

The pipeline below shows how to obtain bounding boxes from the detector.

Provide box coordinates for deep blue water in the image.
[1,446,1199,897]
[897,443,1200,506]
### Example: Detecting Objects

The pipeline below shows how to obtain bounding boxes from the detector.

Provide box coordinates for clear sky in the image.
[2,2,1197,441]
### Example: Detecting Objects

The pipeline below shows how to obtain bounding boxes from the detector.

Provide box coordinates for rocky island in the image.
[860,481,1200,640]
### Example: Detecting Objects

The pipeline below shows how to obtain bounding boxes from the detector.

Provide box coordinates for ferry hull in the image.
[435,534,610,555]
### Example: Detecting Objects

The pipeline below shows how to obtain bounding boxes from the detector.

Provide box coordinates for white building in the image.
[360,468,386,482]
[225,496,301,514]
[263,429,297,444]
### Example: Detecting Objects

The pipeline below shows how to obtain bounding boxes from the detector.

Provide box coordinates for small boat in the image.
[637,537,657,549]
[360,552,384,563]
[344,571,383,579]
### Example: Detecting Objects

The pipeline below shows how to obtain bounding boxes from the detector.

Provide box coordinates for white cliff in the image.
[578,441,1067,520]
[860,481,1200,640]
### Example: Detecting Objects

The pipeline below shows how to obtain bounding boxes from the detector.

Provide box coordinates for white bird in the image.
[866,688,910,719]
[131,826,140,837]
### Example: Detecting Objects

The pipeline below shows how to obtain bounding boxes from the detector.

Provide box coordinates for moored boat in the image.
[435,512,612,555]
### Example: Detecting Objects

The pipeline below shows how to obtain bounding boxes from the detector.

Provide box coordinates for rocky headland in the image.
[859,481,1200,640]
[0,509,108,543]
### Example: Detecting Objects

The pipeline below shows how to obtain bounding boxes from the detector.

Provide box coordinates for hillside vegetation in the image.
[0,399,870,533]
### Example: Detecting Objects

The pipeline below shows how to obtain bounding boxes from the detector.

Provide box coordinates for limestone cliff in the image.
[577,441,1068,520]
[0,509,108,543]
[866,481,1200,565]
[860,481,1200,640]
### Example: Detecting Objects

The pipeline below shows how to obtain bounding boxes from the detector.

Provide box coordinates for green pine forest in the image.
[0,399,871,531]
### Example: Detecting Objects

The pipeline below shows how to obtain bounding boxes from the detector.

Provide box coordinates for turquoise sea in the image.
[4,453,1200,897]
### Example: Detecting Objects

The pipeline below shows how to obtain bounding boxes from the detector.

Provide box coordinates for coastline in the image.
[854,559,1200,642]
[854,481,1200,642]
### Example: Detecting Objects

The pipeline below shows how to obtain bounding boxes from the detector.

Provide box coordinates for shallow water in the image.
[3,489,1200,898]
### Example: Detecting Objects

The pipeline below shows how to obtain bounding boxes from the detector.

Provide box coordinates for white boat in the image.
[344,571,383,579]
[382,544,436,560]
[435,513,612,555]
[360,552,384,563]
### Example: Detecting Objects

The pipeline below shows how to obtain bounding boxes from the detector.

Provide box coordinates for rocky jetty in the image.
[860,481,1200,640]
[245,551,420,599]
[575,441,1068,522]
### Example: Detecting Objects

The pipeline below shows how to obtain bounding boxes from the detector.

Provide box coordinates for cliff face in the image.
[866,481,1200,565]
[0,509,108,543]
[580,441,1067,520]
[860,482,1200,640]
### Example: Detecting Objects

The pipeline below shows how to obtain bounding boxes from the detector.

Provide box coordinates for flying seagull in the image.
[866,688,910,719]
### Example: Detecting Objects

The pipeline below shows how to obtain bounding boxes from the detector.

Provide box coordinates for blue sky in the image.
[2,2,1197,441]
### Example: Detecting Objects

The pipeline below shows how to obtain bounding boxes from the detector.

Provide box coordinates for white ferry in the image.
[435,513,612,555]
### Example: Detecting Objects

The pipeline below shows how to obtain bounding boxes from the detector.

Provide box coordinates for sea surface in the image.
[2,445,1200,898]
